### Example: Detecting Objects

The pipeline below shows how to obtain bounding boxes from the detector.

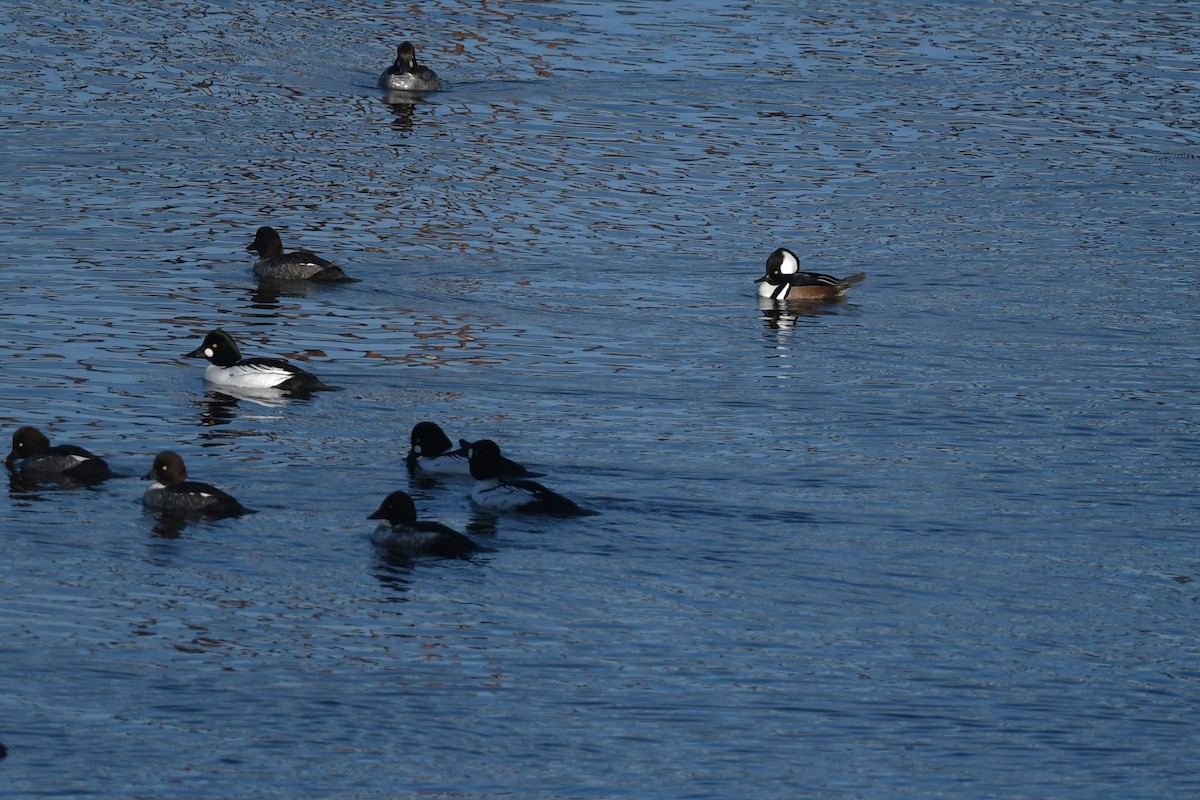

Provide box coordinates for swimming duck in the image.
[755,247,865,301]
[183,329,332,394]
[142,450,251,518]
[468,439,594,516]
[5,426,112,484]
[368,490,481,557]
[406,421,538,478]
[378,41,441,92]
[246,226,355,281]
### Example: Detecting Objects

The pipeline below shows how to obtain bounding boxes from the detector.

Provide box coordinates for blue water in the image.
[2,1,1199,797]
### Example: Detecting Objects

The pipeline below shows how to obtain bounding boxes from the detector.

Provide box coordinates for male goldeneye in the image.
[468,439,594,516]
[378,41,441,92]
[184,329,332,394]
[142,451,251,518]
[368,490,481,558]
[5,426,113,484]
[246,226,355,281]
[755,247,866,301]
[406,421,537,478]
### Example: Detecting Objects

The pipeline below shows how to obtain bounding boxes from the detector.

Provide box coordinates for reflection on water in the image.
[147,511,190,540]
[3,0,1200,798]
[248,279,325,306]
[757,295,852,330]
[381,92,440,133]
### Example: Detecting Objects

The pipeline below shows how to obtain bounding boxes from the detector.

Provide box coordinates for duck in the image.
[142,451,251,518]
[183,329,332,394]
[467,439,594,516]
[246,226,355,281]
[406,421,538,478]
[755,247,865,301]
[5,426,113,484]
[368,490,481,558]
[378,41,441,92]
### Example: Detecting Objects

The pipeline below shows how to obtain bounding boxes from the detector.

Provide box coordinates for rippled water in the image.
[3,1,1199,797]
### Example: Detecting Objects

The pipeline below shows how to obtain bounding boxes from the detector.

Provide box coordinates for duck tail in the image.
[838,272,866,291]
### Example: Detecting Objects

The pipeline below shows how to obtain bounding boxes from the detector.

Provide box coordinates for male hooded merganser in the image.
[755,247,865,301]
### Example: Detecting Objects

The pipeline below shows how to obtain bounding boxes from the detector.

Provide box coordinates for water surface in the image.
[2,1,1199,797]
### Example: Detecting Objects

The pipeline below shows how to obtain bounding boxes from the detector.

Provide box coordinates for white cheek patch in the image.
[204,347,214,358]
[779,251,800,275]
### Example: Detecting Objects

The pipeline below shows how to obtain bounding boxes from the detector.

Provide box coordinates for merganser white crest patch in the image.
[779,250,800,275]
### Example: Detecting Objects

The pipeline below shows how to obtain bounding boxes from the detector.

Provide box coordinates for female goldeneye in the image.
[184,329,332,394]
[378,41,441,92]
[246,226,355,281]
[755,247,866,301]
[142,451,251,518]
[468,439,594,516]
[406,421,538,478]
[5,426,113,484]
[368,490,481,558]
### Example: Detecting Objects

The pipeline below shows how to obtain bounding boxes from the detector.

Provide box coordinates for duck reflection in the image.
[7,470,50,498]
[147,511,190,540]
[372,560,414,597]
[382,91,439,133]
[371,539,486,597]
[250,278,318,307]
[252,275,363,306]
[758,296,845,331]
[466,508,500,537]
[405,469,442,493]
[7,469,107,497]
[385,96,418,132]
[195,388,287,430]
[145,508,245,540]
[196,392,240,428]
